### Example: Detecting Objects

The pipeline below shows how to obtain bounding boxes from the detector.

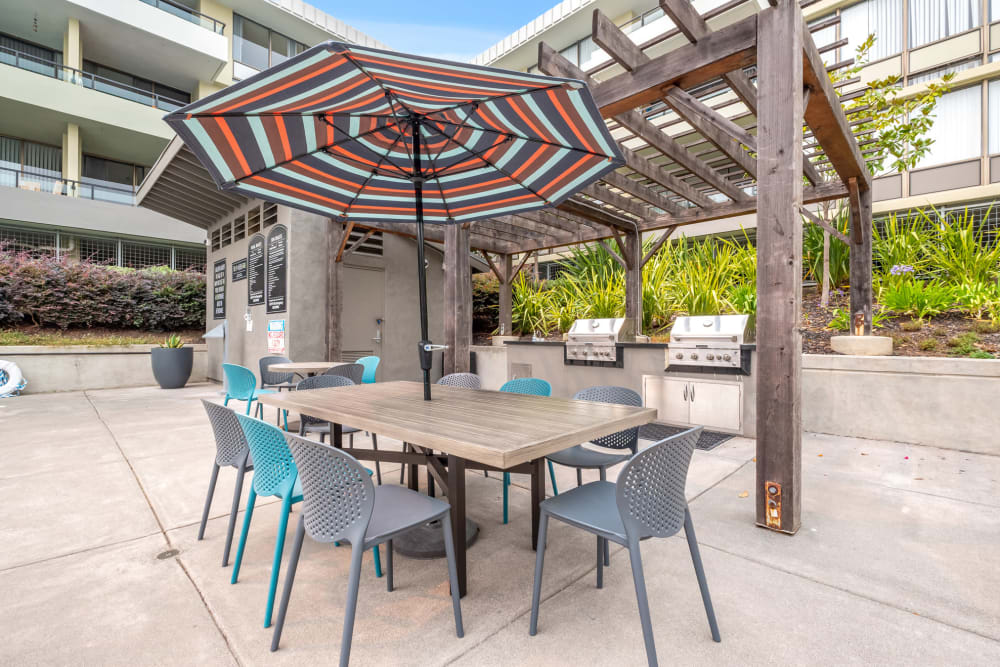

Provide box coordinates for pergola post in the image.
[624,228,642,340]
[498,254,514,336]
[755,0,803,534]
[326,221,345,361]
[443,224,472,375]
[848,178,874,334]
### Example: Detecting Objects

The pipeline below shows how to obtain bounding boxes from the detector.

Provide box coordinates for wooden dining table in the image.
[267,361,349,377]
[256,380,657,596]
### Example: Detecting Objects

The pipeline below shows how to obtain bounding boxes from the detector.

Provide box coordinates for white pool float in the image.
[0,360,26,397]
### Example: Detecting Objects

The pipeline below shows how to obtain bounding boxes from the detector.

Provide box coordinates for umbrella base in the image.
[393,518,479,559]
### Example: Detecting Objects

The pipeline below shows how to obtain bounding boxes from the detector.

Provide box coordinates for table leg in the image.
[447,455,467,597]
[530,458,544,550]
[333,423,343,449]
[406,444,419,492]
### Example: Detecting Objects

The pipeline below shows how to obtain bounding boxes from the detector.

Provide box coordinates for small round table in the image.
[267,361,349,378]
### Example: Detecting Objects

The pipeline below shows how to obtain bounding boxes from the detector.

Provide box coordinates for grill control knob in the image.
[706,353,715,361]
[723,354,732,362]
[675,353,683,360]
[690,353,698,360]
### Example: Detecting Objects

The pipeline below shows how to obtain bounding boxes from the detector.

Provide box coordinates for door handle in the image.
[690,383,695,401]
[682,384,688,401]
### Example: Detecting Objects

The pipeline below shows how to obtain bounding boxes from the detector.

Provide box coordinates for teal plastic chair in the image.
[498,378,558,524]
[356,356,380,384]
[232,413,381,628]
[222,363,286,429]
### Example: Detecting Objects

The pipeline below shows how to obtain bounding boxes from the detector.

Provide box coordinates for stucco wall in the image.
[2,344,207,394]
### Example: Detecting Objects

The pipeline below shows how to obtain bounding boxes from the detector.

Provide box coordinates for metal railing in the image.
[0,166,137,205]
[139,0,225,34]
[0,45,190,112]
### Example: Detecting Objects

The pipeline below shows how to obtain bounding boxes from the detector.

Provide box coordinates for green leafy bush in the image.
[471,275,499,334]
[802,206,851,288]
[0,251,205,330]
[880,280,955,321]
[826,307,892,331]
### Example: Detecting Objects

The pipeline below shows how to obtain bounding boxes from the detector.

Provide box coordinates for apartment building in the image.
[0,0,384,271]
[474,0,1000,276]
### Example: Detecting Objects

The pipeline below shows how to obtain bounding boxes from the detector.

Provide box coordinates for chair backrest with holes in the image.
[236,414,299,498]
[295,375,354,427]
[201,400,250,467]
[285,433,375,545]
[574,386,643,452]
[323,363,364,384]
[499,377,551,397]
[356,356,380,384]
[222,363,258,401]
[437,372,482,389]
[615,427,701,541]
[259,355,293,386]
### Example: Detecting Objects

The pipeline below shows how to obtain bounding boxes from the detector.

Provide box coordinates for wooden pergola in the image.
[332,0,872,534]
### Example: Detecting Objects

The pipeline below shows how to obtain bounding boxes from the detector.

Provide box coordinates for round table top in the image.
[268,361,348,374]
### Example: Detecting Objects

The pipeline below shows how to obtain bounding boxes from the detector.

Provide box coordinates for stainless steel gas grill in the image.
[565,317,626,367]
[667,315,752,374]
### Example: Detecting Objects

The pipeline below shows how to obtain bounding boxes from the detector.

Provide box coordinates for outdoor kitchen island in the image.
[476,326,757,439]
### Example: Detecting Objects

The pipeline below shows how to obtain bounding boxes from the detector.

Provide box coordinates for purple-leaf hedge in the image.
[0,251,205,330]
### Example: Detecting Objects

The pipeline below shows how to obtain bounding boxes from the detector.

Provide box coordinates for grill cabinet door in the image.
[688,380,741,431]
[643,376,690,425]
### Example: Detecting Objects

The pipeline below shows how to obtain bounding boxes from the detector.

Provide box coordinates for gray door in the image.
[341,265,385,366]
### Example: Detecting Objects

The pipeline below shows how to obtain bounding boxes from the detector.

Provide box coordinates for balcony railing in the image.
[139,0,225,35]
[0,45,189,112]
[1,166,137,205]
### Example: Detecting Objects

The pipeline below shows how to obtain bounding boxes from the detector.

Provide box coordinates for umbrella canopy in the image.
[165,41,623,398]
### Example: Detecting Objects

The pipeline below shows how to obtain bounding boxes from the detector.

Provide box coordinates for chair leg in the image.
[596,536,604,589]
[264,496,293,628]
[399,443,407,484]
[231,489,258,584]
[282,410,288,432]
[528,511,549,635]
[338,546,366,667]
[270,516,305,652]
[684,508,721,642]
[502,472,510,524]
[223,459,248,567]
[627,541,658,667]
[385,539,393,592]
[371,434,382,485]
[576,468,583,487]
[600,468,609,566]
[440,511,465,638]
[244,399,253,416]
[373,544,383,579]
[547,460,559,496]
[198,462,220,541]
[223,395,231,407]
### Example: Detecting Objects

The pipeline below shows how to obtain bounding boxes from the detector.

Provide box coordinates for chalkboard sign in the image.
[265,225,288,314]
[231,258,247,282]
[247,234,265,306]
[213,259,226,320]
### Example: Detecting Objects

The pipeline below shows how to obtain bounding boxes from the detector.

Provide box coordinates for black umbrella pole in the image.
[415,186,432,401]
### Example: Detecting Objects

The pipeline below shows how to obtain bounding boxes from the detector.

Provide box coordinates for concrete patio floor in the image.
[1,383,998,665]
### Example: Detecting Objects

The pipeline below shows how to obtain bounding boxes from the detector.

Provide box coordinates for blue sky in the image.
[313,1,558,61]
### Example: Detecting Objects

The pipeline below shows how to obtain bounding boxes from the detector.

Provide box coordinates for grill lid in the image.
[669,315,749,345]
[567,318,626,339]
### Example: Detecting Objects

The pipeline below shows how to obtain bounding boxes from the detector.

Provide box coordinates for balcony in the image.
[139,0,225,35]
[0,45,189,113]
[1,166,137,206]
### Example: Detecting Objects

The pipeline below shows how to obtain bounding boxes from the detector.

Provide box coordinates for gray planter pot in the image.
[151,346,193,389]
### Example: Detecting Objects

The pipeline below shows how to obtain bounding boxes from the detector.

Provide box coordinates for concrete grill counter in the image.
[489,340,757,438]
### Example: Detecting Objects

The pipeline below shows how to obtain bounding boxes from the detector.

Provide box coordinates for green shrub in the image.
[880,280,954,321]
[826,307,891,331]
[802,205,851,288]
[472,275,499,334]
[900,319,923,331]
[918,339,938,351]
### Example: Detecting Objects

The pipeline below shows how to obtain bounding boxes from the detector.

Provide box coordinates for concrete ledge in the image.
[830,335,893,356]
[803,353,1000,454]
[1,344,207,394]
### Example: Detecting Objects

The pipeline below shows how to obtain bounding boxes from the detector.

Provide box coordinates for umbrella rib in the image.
[418,132,455,220]
[422,121,549,206]
[427,116,611,159]
[342,131,408,218]
[421,84,566,119]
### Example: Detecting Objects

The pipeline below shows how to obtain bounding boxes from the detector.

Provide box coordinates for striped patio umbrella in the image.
[165,41,623,399]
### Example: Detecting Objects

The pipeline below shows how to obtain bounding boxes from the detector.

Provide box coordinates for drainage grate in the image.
[639,423,735,451]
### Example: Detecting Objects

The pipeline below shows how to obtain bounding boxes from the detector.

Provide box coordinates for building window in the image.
[916,85,982,167]
[989,79,1000,155]
[233,15,305,76]
[840,0,903,61]
[82,155,146,204]
[991,0,1000,21]
[82,61,190,111]
[908,0,981,49]
[909,57,981,84]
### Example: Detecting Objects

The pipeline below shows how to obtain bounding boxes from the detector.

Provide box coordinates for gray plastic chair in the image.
[259,356,295,425]
[296,374,382,485]
[271,434,464,661]
[437,372,482,389]
[199,399,253,566]
[529,427,719,667]
[323,363,364,385]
